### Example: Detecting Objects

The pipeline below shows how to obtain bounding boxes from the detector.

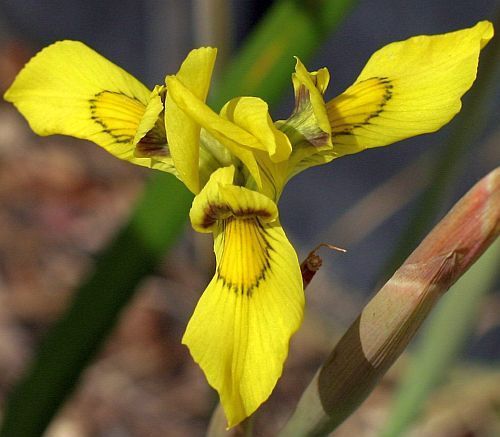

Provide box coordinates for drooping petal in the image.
[185,167,304,427]
[164,47,217,193]
[4,40,173,172]
[326,21,494,156]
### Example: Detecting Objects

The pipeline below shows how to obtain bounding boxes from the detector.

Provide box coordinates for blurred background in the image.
[0,0,498,436]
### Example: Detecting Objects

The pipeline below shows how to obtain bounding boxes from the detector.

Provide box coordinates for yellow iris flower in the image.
[4,21,493,427]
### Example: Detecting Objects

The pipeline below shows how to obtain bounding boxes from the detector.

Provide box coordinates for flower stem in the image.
[280,167,500,436]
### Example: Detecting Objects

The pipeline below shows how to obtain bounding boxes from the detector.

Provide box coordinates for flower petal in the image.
[277,59,333,183]
[4,40,173,171]
[164,47,217,193]
[184,169,303,427]
[220,97,292,162]
[289,58,331,146]
[130,85,177,173]
[190,166,278,233]
[326,21,494,156]
[166,75,263,189]
[133,85,165,150]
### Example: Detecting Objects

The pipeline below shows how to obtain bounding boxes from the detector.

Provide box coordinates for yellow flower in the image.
[4,21,493,427]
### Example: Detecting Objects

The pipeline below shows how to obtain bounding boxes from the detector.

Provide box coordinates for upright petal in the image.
[166,75,263,189]
[4,40,173,172]
[220,97,292,162]
[326,21,494,156]
[289,58,331,147]
[277,59,333,182]
[185,168,304,427]
[164,47,217,193]
[131,85,176,173]
[133,85,165,152]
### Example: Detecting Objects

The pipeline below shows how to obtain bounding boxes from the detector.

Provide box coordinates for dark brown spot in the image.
[201,204,273,229]
[135,120,169,158]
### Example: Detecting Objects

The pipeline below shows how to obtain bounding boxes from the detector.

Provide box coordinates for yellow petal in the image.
[184,171,303,426]
[220,97,292,162]
[190,166,278,233]
[164,47,217,193]
[326,21,494,156]
[133,85,164,148]
[166,75,263,189]
[4,40,173,171]
[130,85,176,173]
[275,59,333,182]
[290,58,331,144]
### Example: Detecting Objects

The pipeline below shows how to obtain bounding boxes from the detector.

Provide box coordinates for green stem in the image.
[380,241,500,437]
